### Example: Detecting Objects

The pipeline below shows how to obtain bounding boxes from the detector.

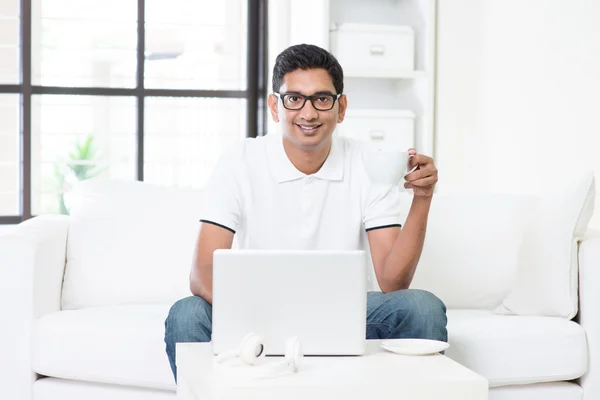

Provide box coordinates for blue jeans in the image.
[164,289,447,382]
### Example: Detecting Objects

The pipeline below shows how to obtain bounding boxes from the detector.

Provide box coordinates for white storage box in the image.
[330,23,415,78]
[336,109,415,151]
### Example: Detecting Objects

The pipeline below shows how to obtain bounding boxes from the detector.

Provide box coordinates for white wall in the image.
[435,0,600,229]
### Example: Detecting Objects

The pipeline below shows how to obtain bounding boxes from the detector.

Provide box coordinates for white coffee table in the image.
[176,340,488,399]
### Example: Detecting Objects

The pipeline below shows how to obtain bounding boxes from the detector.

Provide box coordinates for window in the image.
[0,0,19,217]
[31,95,138,215]
[0,0,267,223]
[0,94,19,216]
[0,0,19,84]
[144,97,247,188]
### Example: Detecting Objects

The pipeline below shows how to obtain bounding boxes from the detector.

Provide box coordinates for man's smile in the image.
[296,123,322,135]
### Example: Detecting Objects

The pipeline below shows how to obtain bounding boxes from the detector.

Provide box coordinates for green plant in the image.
[54,135,104,215]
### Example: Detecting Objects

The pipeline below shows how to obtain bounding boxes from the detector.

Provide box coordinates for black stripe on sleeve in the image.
[365,224,402,232]
[199,219,236,234]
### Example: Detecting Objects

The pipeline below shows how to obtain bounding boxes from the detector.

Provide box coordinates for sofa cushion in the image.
[32,305,175,390]
[445,309,587,387]
[33,378,176,400]
[32,306,587,390]
[496,171,595,318]
[488,382,582,400]
[62,179,204,310]
[400,192,538,309]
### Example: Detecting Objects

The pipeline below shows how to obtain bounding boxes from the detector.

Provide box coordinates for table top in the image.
[176,340,488,400]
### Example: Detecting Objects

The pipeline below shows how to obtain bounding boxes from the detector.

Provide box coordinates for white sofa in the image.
[0,176,598,400]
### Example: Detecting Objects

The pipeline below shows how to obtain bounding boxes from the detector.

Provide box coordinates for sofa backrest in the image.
[403,191,538,309]
[60,179,538,310]
[62,179,206,310]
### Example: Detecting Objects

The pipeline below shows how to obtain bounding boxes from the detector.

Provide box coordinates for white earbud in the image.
[213,333,303,379]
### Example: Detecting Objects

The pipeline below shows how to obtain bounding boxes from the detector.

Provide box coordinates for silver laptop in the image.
[211,249,367,356]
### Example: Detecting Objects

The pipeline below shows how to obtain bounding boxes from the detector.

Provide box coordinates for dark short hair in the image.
[272,44,344,94]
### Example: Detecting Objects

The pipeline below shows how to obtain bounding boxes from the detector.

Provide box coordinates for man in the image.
[164,44,447,380]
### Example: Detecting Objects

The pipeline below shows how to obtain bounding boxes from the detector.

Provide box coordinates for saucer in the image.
[380,339,449,356]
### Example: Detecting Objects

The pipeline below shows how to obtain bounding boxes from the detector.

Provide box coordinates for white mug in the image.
[362,149,418,186]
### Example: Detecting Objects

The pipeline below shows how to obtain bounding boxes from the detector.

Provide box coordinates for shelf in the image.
[344,109,416,118]
[344,70,427,79]
[324,0,436,157]
[330,22,414,34]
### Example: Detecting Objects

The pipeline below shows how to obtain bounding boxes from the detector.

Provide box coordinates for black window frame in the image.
[0,0,268,224]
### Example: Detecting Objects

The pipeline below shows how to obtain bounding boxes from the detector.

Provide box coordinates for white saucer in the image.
[380,339,449,356]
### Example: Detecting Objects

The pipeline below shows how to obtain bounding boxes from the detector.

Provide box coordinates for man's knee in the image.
[389,289,448,341]
[165,295,212,342]
[408,289,447,317]
[411,289,447,340]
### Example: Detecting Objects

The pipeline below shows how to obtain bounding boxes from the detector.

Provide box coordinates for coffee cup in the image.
[362,148,418,186]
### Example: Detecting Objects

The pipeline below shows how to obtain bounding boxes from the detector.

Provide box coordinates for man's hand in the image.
[403,148,438,197]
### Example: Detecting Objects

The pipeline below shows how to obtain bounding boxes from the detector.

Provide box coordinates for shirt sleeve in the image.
[199,150,242,234]
[363,184,403,232]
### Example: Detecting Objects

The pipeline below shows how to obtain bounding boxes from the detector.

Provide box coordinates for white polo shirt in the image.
[199,133,403,252]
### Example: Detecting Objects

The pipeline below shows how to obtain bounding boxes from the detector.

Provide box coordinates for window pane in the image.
[145,0,247,90]
[32,0,137,87]
[144,97,246,188]
[0,0,20,84]
[31,95,137,215]
[0,94,19,215]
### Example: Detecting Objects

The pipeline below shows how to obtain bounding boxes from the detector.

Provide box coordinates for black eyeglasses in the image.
[274,92,342,111]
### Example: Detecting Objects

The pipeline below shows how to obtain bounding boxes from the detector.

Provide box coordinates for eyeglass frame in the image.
[273,91,343,111]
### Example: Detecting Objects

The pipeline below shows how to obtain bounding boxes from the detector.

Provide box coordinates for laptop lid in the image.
[211,249,368,356]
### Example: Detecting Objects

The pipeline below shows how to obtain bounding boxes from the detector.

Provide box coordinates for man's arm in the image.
[368,196,431,292]
[367,150,438,293]
[190,222,234,304]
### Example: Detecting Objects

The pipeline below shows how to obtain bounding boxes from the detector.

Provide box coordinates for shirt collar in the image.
[266,134,344,183]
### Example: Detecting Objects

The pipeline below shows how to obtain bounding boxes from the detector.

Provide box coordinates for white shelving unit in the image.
[268,0,437,156]
[327,0,437,156]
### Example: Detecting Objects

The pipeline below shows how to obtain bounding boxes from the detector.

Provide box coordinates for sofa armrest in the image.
[577,228,600,397]
[0,214,70,400]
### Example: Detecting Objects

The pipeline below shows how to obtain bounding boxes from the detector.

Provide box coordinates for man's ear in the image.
[267,94,280,122]
[337,94,347,123]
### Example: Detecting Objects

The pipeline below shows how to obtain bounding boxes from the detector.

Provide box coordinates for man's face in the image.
[268,68,347,150]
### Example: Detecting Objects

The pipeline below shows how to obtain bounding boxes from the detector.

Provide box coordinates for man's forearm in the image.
[380,196,432,292]
[190,264,213,304]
